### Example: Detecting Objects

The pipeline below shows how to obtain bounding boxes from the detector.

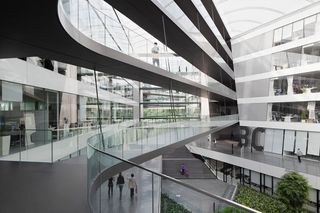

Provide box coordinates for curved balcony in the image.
[58,0,236,100]
[85,116,260,213]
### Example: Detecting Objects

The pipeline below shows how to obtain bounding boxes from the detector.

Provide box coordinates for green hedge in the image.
[216,206,246,213]
[234,185,286,213]
[161,193,191,213]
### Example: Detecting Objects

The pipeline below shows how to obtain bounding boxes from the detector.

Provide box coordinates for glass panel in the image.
[270,102,320,123]
[273,28,282,46]
[302,42,320,65]
[59,0,234,92]
[304,15,317,37]
[292,20,304,40]
[281,24,292,44]
[87,138,255,213]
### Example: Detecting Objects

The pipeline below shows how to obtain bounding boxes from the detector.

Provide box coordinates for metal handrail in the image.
[87,140,260,213]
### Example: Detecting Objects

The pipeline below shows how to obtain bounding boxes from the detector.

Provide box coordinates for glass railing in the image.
[58,0,235,98]
[87,115,238,161]
[87,136,259,213]
[0,120,139,162]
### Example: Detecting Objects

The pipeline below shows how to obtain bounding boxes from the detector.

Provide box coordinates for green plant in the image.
[161,193,191,213]
[216,206,246,213]
[276,171,310,213]
[300,110,308,120]
[234,185,285,213]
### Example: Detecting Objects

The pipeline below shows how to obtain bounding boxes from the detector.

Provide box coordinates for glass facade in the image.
[270,101,320,123]
[140,86,201,121]
[273,13,320,46]
[272,73,320,96]
[272,42,320,71]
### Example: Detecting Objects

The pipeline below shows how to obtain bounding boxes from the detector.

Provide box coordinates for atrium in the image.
[0,0,320,212]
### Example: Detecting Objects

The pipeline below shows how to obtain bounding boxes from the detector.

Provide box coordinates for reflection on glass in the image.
[270,102,320,123]
[272,42,320,71]
[273,12,320,46]
[272,74,320,96]
[60,0,232,91]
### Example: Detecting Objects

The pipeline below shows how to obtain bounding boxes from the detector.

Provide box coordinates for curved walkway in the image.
[0,0,231,100]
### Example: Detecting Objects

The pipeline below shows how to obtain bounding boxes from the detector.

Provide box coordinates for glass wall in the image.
[271,73,320,96]
[273,13,320,46]
[233,12,320,58]
[140,87,200,121]
[60,0,235,91]
[270,101,320,123]
[272,42,320,71]
[0,80,133,159]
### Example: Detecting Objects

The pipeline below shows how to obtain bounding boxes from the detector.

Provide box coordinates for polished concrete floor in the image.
[0,156,89,213]
[162,179,234,213]
[161,146,235,213]
[96,157,162,213]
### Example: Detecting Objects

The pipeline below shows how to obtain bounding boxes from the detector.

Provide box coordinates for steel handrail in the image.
[87,140,260,213]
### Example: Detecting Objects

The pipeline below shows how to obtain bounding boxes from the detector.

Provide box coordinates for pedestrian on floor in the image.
[128,173,137,198]
[151,42,160,67]
[116,173,125,200]
[297,148,303,163]
[180,163,186,176]
[108,177,114,197]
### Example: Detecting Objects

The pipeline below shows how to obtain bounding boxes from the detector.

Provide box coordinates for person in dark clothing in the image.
[116,173,125,199]
[108,177,114,197]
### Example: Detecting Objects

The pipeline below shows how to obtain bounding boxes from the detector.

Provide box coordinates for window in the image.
[304,15,317,37]
[273,28,282,46]
[292,20,304,40]
[282,24,293,44]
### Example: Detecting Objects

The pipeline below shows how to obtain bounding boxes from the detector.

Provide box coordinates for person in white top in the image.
[151,42,160,67]
[128,173,137,198]
[297,148,303,163]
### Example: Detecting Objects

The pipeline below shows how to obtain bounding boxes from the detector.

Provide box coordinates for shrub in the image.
[161,193,191,213]
[234,185,286,213]
[217,206,246,213]
[276,171,310,213]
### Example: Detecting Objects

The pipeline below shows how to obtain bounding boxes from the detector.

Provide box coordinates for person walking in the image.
[297,148,303,163]
[108,177,114,197]
[128,173,137,199]
[116,173,125,200]
[151,42,160,67]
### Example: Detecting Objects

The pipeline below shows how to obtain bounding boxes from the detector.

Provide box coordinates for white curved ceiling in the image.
[212,0,320,37]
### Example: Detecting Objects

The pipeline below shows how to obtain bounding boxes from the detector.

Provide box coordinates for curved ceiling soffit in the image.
[222,7,285,16]
[227,19,262,25]
[215,0,316,5]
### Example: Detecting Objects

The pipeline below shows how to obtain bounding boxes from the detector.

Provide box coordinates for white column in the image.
[287,75,294,95]
[269,79,274,96]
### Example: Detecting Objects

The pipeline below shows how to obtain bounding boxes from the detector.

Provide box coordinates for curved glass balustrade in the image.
[87,117,258,213]
[0,120,139,162]
[59,0,236,99]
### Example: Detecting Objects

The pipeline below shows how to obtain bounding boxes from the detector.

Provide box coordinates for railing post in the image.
[152,173,154,213]
[51,130,53,163]
[19,130,22,162]
[232,144,234,155]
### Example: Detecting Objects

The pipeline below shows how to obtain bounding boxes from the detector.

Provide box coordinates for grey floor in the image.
[162,179,234,213]
[162,146,216,179]
[0,156,89,213]
[161,146,236,213]
[97,157,162,213]
[193,139,320,177]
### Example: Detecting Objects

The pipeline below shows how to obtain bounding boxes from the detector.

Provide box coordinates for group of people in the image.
[107,173,137,199]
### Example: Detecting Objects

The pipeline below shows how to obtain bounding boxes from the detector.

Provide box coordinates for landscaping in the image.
[161,193,191,213]
[234,185,286,213]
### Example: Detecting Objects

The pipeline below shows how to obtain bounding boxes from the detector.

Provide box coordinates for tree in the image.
[276,171,310,213]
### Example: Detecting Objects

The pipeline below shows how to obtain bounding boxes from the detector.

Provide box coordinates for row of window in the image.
[273,13,320,46]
